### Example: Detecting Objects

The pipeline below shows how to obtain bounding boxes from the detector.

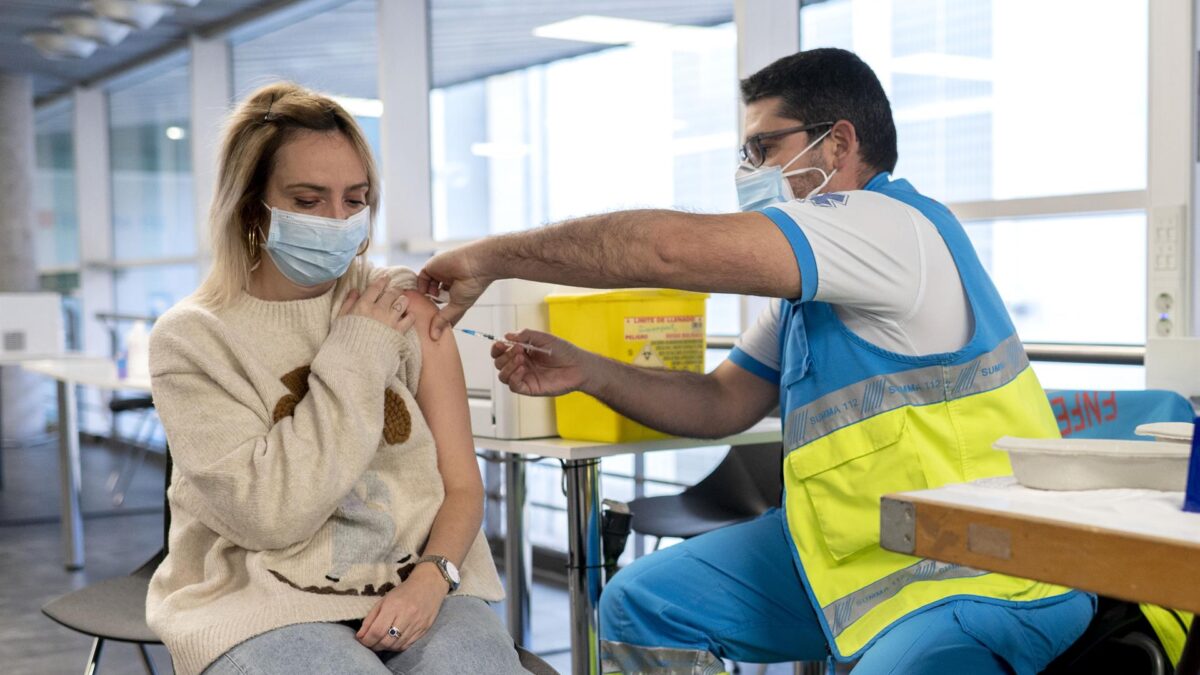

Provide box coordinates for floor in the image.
[0,438,800,674]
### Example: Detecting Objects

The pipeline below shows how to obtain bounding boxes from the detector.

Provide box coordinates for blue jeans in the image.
[202,596,529,675]
[600,508,1095,674]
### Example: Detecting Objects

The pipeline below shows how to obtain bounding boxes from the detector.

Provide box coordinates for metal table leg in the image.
[56,379,84,570]
[503,455,532,646]
[564,457,603,675]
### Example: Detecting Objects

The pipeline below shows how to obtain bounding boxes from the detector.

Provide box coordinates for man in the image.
[419,48,1093,674]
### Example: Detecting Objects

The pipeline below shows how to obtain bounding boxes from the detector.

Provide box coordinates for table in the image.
[20,357,152,570]
[879,477,1200,674]
[475,418,782,675]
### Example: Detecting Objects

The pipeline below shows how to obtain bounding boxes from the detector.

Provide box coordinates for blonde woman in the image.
[146,83,527,675]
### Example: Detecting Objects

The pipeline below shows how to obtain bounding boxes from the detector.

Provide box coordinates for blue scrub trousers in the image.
[600,508,1095,674]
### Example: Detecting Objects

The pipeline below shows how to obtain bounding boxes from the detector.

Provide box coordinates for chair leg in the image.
[84,637,104,675]
[652,537,662,552]
[1115,632,1168,675]
[137,643,160,675]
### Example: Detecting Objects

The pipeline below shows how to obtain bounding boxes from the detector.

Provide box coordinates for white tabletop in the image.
[899,476,1200,547]
[0,351,95,365]
[21,357,153,393]
[474,418,782,461]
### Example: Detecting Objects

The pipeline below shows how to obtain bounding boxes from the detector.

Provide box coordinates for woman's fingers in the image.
[338,289,359,317]
[376,287,401,314]
[395,307,416,333]
[397,621,429,651]
[356,601,382,640]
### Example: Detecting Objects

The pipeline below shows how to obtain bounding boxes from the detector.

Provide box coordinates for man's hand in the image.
[492,330,591,397]
[355,565,448,652]
[417,245,492,340]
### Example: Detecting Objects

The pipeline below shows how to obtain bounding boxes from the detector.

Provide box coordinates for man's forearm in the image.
[475,210,799,299]
[478,210,676,289]
[577,353,743,439]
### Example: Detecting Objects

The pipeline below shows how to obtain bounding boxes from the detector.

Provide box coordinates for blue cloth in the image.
[601,509,1095,674]
[1044,389,1195,440]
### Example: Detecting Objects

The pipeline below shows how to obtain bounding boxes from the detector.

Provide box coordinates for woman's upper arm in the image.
[405,290,482,495]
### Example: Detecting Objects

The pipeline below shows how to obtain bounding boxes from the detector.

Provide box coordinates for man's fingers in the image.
[430,303,466,340]
[416,270,433,295]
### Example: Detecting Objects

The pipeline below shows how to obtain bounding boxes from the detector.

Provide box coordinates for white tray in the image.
[1134,422,1195,444]
[993,435,1190,491]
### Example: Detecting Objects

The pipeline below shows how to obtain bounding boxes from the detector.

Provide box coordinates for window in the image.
[801,0,1147,202]
[430,1,738,555]
[109,60,195,262]
[800,0,1149,388]
[230,0,383,237]
[34,102,78,270]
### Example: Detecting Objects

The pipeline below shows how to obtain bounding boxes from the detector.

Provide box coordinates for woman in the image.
[146,82,526,675]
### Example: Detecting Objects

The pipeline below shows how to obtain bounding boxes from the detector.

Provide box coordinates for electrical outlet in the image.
[1148,205,1191,338]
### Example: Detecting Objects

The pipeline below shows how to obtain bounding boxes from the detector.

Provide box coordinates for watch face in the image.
[446,560,461,584]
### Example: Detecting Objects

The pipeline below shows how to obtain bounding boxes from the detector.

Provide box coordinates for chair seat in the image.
[516,645,560,675]
[42,565,160,644]
[629,493,760,540]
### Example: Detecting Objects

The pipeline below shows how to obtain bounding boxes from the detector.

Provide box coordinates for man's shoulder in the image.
[771,188,920,224]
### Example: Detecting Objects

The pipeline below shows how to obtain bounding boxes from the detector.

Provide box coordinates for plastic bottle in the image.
[125,320,150,382]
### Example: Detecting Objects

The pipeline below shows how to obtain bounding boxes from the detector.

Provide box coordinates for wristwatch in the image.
[416,554,460,592]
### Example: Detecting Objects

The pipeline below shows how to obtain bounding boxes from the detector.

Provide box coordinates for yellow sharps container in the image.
[546,288,708,442]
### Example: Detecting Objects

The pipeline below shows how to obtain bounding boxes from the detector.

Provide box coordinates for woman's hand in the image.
[338,276,416,333]
[491,329,589,397]
[356,564,449,652]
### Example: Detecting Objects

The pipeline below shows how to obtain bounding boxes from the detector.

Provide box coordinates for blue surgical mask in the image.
[734,128,836,211]
[260,202,370,287]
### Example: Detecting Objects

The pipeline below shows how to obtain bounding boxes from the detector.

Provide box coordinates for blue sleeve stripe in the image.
[761,206,818,302]
[729,347,781,385]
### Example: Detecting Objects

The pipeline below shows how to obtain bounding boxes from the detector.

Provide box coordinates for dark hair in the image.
[740,48,898,174]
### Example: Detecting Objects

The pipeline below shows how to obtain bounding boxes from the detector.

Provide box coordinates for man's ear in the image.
[827,119,858,165]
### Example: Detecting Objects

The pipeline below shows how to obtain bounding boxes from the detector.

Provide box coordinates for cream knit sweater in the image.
[145,264,503,675]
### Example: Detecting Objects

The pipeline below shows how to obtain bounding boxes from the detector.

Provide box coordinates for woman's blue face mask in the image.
[259,202,370,287]
[734,128,836,212]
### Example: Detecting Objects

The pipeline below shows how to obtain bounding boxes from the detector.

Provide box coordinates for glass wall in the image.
[430,1,738,555]
[34,102,78,271]
[109,62,195,262]
[231,0,382,239]
[800,0,1149,387]
[108,60,199,319]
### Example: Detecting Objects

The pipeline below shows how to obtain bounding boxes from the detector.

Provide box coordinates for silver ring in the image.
[387,626,401,639]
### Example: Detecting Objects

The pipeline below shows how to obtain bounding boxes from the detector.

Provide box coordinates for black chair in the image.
[627,441,782,550]
[516,645,560,674]
[106,395,159,506]
[42,450,172,674]
[1042,596,1171,675]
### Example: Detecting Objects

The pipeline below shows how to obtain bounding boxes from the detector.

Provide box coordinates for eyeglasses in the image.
[739,121,834,168]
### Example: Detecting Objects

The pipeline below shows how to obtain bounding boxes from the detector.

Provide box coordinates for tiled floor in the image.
[0,439,799,674]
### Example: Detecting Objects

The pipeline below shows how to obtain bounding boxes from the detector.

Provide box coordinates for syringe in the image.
[455,328,553,355]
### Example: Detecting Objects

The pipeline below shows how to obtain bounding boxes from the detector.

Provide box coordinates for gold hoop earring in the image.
[247,227,260,258]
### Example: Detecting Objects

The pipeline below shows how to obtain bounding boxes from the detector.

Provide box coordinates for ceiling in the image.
[1,0,733,106]
[0,0,273,100]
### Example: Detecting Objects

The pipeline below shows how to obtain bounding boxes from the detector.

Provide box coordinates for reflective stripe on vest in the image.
[785,334,1027,450]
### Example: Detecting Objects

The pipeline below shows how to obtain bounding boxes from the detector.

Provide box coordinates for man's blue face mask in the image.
[734,128,836,212]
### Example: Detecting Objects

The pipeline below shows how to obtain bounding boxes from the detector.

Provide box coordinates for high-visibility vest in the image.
[763,174,1076,660]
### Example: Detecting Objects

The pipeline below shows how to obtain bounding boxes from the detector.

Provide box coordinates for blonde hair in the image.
[194,82,380,308]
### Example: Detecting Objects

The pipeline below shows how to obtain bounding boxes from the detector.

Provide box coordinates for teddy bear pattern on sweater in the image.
[269,364,418,596]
